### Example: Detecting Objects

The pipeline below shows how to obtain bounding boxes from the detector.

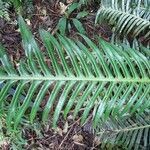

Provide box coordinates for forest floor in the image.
[0,0,112,149]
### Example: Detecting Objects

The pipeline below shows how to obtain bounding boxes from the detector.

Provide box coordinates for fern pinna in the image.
[0,17,149,135]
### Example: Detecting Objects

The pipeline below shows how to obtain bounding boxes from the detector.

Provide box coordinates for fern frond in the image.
[96,111,150,149]
[0,0,10,21]
[0,17,150,131]
[95,0,150,39]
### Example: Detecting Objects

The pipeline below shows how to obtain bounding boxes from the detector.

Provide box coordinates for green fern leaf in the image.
[95,0,150,39]
[0,17,150,132]
[0,0,10,21]
[96,111,150,149]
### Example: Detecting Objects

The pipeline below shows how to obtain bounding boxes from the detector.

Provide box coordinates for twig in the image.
[58,118,81,149]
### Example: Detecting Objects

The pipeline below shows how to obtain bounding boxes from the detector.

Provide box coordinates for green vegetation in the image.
[95,0,150,40]
[0,0,10,20]
[57,2,88,34]
[0,0,33,19]
[0,0,149,149]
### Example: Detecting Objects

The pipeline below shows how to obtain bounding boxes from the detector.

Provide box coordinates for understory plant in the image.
[57,2,88,35]
[0,16,150,149]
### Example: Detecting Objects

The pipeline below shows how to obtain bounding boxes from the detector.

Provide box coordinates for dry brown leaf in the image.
[72,134,83,143]
[63,121,69,133]
[59,2,68,15]
[67,115,74,120]
[25,19,31,26]
[66,0,74,4]
[54,127,63,136]
[94,137,101,145]
[41,8,47,16]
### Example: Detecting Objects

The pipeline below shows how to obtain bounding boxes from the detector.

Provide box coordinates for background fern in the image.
[96,110,150,149]
[0,0,33,17]
[0,0,10,20]
[95,0,150,41]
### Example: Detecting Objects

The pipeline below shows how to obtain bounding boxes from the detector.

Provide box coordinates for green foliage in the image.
[0,17,149,136]
[0,0,33,17]
[23,0,34,14]
[11,0,22,11]
[0,0,10,20]
[57,2,88,34]
[95,0,150,40]
[110,35,150,57]
[78,0,99,5]
[96,111,150,149]
[11,0,33,14]
[0,0,149,149]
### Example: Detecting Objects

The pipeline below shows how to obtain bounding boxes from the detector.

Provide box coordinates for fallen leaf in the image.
[66,0,74,4]
[59,2,68,14]
[94,137,101,145]
[67,115,74,120]
[54,127,63,136]
[41,8,47,16]
[72,134,83,143]
[25,19,31,26]
[63,121,69,133]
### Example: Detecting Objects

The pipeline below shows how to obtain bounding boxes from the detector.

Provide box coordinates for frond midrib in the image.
[1,75,150,83]
[97,124,150,135]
